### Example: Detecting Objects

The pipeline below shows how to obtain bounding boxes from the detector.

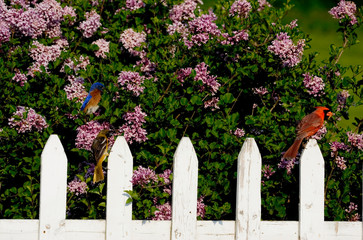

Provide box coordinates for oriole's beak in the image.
[327,111,333,119]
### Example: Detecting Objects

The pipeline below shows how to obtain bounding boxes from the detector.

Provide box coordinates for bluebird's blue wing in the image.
[81,94,92,111]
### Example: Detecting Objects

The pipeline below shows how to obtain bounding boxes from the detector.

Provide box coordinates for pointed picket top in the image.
[39,135,67,240]
[171,137,198,240]
[299,139,324,240]
[235,138,262,240]
[106,136,133,240]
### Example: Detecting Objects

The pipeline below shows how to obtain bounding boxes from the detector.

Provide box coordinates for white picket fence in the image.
[0,135,361,240]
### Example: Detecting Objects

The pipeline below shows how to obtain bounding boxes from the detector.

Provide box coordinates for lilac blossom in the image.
[229,0,252,18]
[268,32,305,67]
[169,0,197,23]
[329,0,357,25]
[288,19,298,29]
[347,132,363,150]
[253,86,268,95]
[125,0,145,11]
[311,125,327,140]
[194,62,220,95]
[135,58,157,77]
[204,97,220,111]
[159,169,172,185]
[61,55,90,74]
[197,196,206,219]
[0,20,10,44]
[8,106,48,133]
[118,106,148,144]
[78,10,101,38]
[62,6,77,25]
[233,128,245,138]
[119,28,147,57]
[302,73,325,97]
[337,90,350,111]
[28,40,67,76]
[262,165,275,179]
[67,179,88,196]
[257,0,271,11]
[220,30,249,45]
[278,157,299,175]
[75,121,111,151]
[177,67,192,83]
[329,141,349,157]
[152,202,172,220]
[118,71,145,96]
[345,202,361,221]
[131,166,157,186]
[63,76,88,103]
[335,156,347,170]
[12,72,27,86]
[92,39,109,58]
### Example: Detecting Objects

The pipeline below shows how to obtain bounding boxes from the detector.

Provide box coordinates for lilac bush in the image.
[0,0,361,221]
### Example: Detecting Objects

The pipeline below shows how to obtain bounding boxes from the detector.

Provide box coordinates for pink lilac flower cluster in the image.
[229,0,252,18]
[62,6,77,25]
[268,32,305,67]
[159,169,172,195]
[346,132,363,150]
[329,141,349,155]
[152,202,172,220]
[204,97,220,111]
[184,11,221,49]
[345,202,361,221]
[262,165,275,179]
[131,166,157,186]
[0,20,10,45]
[67,179,88,196]
[335,156,347,170]
[28,39,68,76]
[125,0,145,11]
[1,0,75,39]
[337,90,350,111]
[329,0,357,25]
[194,62,220,95]
[75,121,111,151]
[220,30,249,45]
[233,128,245,137]
[197,196,206,219]
[311,125,327,140]
[78,10,101,38]
[302,73,325,97]
[8,106,48,133]
[169,0,197,23]
[63,76,88,103]
[92,39,109,58]
[117,71,145,96]
[278,157,299,175]
[257,0,271,11]
[253,86,268,95]
[119,106,148,144]
[135,57,157,78]
[177,67,192,83]
[12,72,27,86]
[287,19,298,29]
[119,28,147,58]
[60,55,90,74]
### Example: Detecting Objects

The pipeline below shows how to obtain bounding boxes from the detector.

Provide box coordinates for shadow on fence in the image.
[0,135,361,240]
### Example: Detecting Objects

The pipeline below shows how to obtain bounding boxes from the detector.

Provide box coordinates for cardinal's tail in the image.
[93,163,104,183]
[282,138,303,160]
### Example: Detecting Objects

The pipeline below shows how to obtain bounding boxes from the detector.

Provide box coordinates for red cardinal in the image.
[283,106,332,159]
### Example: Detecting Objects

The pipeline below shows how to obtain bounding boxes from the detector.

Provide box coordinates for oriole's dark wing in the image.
[91,135,108,162]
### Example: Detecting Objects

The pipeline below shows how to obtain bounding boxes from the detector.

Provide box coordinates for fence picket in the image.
[299,139,325,240]
[39,135,68,240]
[171,137,198,240]
[235,138,262,240]
[106,136,133,240]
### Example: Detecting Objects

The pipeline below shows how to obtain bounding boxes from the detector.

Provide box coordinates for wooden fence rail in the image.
[0,135,361,240]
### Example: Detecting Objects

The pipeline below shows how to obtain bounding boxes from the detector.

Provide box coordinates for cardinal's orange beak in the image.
[327,111,333,119]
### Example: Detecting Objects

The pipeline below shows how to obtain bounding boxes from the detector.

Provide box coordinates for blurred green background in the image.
[202,0,363,129]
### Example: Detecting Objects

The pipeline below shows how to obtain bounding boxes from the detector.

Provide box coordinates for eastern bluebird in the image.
[81,82,104,114]
[91,129,110,183]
